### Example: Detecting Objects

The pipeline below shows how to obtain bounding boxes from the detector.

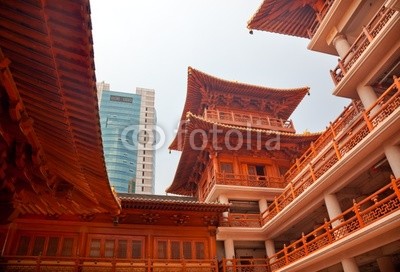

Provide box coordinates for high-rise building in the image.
[99,85,156,194]
[96,81,110,106]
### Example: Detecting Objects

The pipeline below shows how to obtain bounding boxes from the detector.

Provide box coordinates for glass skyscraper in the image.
[98,83,156,194]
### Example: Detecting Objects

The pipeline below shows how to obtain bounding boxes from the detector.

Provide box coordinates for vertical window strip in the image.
[16,236,30,256]
[46,237,59,256]
[61,238,74,257]
[132,240,142,259]
[89,239,101,257]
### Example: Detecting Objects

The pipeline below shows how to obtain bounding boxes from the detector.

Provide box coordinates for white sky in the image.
[90,0,350,195]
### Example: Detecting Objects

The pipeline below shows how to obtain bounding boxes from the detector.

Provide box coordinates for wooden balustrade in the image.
[215,172,285,189]
[307,0,335,38]
[330,6,395,85]
[262,77,399,225]
[218,177,400,271]
[220,213,261,227]
[284,100,363,182]
[221,258,271,272]
[268,176,400,271]
[203,109,295,132]
[199,171,285,202]
[0,257,218,271]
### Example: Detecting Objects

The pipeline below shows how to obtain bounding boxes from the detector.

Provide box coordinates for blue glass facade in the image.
[100,91,141,193]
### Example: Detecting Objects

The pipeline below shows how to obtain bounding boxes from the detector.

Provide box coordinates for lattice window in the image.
[16,236,30,256]
[171,241,180,259]
[104,240,115,257]
[89,239,101,257]
[117,240,127,258]
[132,240,142,259]
[46,237,59,256]
[195,242,205,259]
[61,238,73,256]
[220,162,233,173]
[32,236,45,256]
[183,241,192,259]
[157,241,167,259]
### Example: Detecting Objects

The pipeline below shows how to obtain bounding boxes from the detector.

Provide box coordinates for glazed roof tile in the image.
[119,193,230,212]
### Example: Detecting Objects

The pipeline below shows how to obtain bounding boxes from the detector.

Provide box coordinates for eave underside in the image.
[0,0,121,220]
[167,114,321,195]
[247,0,317,38]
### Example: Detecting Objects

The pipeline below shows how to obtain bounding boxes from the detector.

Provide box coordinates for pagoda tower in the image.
[168,67,320,199]
[167,67,321,260]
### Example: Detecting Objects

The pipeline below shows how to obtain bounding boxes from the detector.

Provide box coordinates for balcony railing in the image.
[307,0,335,38]
[268,176,400,271]
[215,172,285,188]
[203,109,295,133]
[261,76,400,225]
[200,171,285,201]
[330,6,396,85]
[220,213,262,228]
[220,177,400,272]
[0,257,218,271]
[220,258,271,272]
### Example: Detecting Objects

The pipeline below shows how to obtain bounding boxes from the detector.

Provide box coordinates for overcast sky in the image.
[90,0,350,195]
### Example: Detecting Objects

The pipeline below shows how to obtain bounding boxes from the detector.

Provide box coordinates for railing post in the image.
[338,59,346,75]
[283,244,289,264]
[295,158,300,170]
[329,122,336,138]
[147,258,151,272]
[324,218,333,243]
[290,182,296,199]
[112,258,116,272]
[36,255,41,272]
[309,163,316,181]
[362,26,374,42]
[362,111,374,131]
[310,142,317,157]
[330,70,339,85]
[352,99,360,113]
[301,233,309,256]
[332,140,342,160]
[274,197,280,213]
[353,199,365,228]
[390,175,400,200]
[394,75,400,90]
[233,258,237,271]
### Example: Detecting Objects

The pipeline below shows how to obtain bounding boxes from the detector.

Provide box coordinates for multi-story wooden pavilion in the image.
[244,0,400,271]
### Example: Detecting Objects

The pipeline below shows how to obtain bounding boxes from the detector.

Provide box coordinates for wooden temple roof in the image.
[0,0,121,220]
[117,194,229,226]
[167,113,321,195]
[120,193,230,212]
[170,67,310,150]
[247,0,318,38]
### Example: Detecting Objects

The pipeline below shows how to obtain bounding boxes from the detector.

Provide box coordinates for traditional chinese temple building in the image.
[241,0,400,271]
[0,1,228,271]
[1,0,400,272]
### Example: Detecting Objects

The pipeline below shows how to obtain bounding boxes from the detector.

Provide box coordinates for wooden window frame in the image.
[154,238,208,260]
[87,235,145,259]
[15,232,77,257]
